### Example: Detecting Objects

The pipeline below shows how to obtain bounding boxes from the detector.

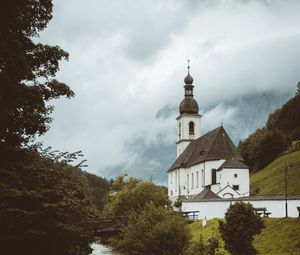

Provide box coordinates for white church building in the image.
[167,68,300,219]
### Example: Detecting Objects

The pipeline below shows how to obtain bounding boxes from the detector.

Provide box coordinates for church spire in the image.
[179,61,198,114]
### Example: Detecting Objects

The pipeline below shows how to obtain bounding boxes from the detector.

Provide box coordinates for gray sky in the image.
[39,0,300,182]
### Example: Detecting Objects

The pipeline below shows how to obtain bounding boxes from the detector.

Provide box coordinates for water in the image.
[90,243,119,255]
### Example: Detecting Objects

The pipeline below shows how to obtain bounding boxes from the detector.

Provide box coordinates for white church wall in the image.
[219,168,250,197]
[204,160,225,187]
[176,113,201,157]
[182,198,300,219]
[178,114,201,141]
[217,185,240,198]
[187,163,204,196]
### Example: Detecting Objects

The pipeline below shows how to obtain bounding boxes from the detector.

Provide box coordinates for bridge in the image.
[94,211,199,237]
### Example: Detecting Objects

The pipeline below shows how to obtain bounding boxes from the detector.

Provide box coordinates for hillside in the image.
[250,150,300,196]
[189,218,300,255]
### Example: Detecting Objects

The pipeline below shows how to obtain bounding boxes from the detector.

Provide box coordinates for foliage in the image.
[239,84,300,171]
[188,236,222,255]
[103,176,170,219]
[190,218,300,255]
[219,202,265,255]
[116,202,190,255]
[238,128,288,171]
[0,0,73,150]
[0,149,97,255]
[250,150,300,196]
[188,220,229,255]
[82,171,110,211]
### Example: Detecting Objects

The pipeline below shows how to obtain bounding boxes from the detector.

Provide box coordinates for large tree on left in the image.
[0,0,73,151]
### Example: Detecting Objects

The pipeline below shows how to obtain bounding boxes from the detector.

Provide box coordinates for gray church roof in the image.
[191,188,221,200]
[168,126,247,171]
[218,158,248,170]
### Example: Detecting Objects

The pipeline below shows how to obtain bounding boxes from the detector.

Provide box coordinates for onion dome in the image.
[184,73,193,84]
[179,60,199,114]
[179,97,199,114]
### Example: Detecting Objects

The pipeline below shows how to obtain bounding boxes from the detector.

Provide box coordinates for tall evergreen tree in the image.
[0,0,73,151]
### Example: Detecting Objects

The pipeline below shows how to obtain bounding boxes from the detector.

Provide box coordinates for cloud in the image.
[38,0,300,183]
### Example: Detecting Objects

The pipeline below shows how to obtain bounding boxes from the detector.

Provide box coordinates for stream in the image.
[90,243,119,255]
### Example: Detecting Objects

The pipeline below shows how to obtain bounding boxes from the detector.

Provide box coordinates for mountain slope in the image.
[250,150,300,196]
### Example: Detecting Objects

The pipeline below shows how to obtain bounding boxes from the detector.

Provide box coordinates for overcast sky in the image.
[39,0,300,181]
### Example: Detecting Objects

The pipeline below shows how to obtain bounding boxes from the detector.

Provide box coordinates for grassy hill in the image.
[189,218,300,255]
[250,150,300,196]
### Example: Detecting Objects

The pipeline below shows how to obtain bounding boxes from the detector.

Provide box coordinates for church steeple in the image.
[176,61,202,157]
[179,61,199,114]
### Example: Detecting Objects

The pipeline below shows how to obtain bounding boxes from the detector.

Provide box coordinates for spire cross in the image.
[187,59,190,74]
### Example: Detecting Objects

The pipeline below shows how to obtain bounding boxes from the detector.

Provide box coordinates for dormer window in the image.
[189,121,194,135]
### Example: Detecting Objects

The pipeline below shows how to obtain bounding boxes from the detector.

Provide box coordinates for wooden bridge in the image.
[94,211,199,236]
[94,217,127,236]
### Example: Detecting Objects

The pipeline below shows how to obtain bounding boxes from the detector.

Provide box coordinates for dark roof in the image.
[168,126,246,171]
[191,189,221,200]
[218,159,248,170]
[184,73,193,84]
[179,97,199,114]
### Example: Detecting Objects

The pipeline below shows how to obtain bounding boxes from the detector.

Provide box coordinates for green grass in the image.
[250,150,300,196]
[254,218,300,255]
[189,218,300,255]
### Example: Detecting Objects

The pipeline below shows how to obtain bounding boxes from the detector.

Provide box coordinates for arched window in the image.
[196,171,199,188]
[187,174,189,190]
[191,173,194,189]
[212,169,217,185]
[175,171,177,191]
[178,122,181,139]
[189,121,194,135]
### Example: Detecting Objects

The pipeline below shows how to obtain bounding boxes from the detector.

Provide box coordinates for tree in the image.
[219,202,265,255]
[238,128,287,171]
[116,202,190,255]
[82,171,110,211]
[0,0,73,150]
[103,177,170,219]
[0,148,97,255]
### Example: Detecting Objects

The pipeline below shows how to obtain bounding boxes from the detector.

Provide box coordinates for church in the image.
[167,67,250,203]
[167,66,300,219]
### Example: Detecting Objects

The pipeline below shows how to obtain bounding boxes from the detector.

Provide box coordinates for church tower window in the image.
[189,121,194,135]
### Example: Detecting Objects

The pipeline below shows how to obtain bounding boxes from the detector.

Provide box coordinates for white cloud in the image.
[38,0,300,179]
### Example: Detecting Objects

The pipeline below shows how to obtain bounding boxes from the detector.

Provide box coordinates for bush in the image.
[117,202,190,255]
[219,202,265,255]
[103,178,170,219]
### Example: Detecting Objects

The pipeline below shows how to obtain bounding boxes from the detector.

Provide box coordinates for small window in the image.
[191,173,194,189]
[234,173,238,178]
[212,169,217,185]
[233,185,239,191]
[189,121,194,135]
